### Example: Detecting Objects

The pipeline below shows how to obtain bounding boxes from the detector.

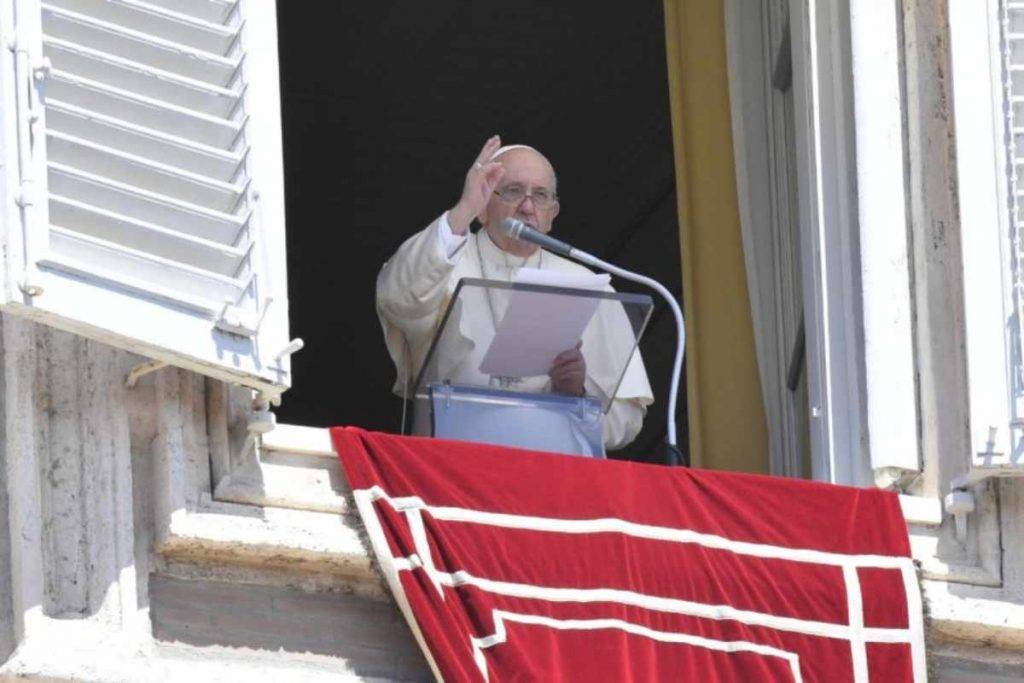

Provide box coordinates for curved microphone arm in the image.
[498,218,687,461]
[568,248,686,457]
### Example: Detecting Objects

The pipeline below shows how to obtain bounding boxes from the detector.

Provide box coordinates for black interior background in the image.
[274,3,685,463]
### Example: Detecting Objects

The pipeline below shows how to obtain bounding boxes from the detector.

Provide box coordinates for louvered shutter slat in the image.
[49,197,249,275]
[140,0,237,27]
[45,227,247,302]
[949,0,1024,469]
[46,102,245,181]
[47,164,248,241]
[49,0,239,55]
[46,71,243,147]
[41,0,254,289]
[1003,2,1024,465]
[0,0,292,394]
[47,132,245,210]
[42,5,240,85]
[44,39,242,116]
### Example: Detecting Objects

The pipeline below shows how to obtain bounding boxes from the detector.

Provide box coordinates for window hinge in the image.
[10,36,48,299]
[215,296,272,337]
[32,57,51,83]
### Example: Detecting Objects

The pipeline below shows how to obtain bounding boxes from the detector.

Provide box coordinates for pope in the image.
[375,135,653,449]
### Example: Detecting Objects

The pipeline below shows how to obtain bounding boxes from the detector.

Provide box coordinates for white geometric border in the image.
[353,485,926,683]
[470,610,803,683]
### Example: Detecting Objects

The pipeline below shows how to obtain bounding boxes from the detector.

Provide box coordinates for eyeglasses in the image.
[493,185,558,210]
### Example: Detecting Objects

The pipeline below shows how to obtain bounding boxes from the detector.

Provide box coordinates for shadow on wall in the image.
[150,575,429,679]
[0,390,13,661]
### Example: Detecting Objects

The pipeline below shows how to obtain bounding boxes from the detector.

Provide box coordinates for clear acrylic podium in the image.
[407,278,654,457]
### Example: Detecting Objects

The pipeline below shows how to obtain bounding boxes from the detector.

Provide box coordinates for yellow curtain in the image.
[663,0,768,473]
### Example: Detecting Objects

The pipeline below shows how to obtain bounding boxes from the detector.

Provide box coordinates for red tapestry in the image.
[332,427,925,682]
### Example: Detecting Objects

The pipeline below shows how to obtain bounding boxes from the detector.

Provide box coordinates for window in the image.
[727,0,916,486]
[0,0,293,398]
[949,0,1024,476]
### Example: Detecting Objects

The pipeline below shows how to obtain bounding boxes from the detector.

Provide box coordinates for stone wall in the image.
[0,315,426,680]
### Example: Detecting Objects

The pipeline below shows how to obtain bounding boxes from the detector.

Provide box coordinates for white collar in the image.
[477,228,542,271]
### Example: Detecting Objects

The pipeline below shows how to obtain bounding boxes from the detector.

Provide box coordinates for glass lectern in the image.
[408,278,653,457]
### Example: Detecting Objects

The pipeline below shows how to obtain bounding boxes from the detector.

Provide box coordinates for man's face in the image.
[480,149,560,257]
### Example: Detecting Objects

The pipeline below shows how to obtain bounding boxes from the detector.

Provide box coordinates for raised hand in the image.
[549,341,586,397]
[448,135,506,234]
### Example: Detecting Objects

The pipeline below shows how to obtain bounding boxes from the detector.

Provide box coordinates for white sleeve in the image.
[602,397,647,451]
[579,376,647,451]
[377,215,465,395]
[436,211,468,262]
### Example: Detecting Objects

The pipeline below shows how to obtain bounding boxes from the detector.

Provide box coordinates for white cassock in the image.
[376,211,654,450]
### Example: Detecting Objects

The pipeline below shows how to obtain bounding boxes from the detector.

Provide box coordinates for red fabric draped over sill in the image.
[332,427,924,683]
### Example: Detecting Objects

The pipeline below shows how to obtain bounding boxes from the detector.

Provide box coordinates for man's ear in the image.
[551,200,560,221]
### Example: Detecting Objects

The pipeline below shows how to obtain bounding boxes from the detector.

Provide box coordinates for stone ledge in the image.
[214,449,349,515]
[156,495,383,598]
[0,616,425,682]
[930,642,1024,681]
[925,579,1024,651]
[150,575,427,680]
[263,423,335,457]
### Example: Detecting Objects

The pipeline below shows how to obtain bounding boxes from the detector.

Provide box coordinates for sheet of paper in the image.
[478,268,610,378]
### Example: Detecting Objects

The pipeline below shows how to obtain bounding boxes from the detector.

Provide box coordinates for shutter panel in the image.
[949,0,1022,472]
[999,0,1024,467]
[0,0,292,396]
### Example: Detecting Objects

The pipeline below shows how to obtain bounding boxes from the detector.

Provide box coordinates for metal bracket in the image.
[125,359,168,388]
[18,278,43,297]
[943,489,975,543]
[275,338,304,362]
[946,464,1024,543]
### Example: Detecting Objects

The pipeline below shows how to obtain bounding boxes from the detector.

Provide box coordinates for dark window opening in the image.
[275,3,685,463]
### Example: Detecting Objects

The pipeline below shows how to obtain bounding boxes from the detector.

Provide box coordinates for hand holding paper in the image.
[549,341,586,395]
[478,268,610,379]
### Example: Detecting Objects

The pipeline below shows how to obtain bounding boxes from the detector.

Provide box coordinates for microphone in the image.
[499,218,573,257]
[498,216,688,463]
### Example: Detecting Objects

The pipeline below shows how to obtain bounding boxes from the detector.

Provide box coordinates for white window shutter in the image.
[949,0,1022,473]
[0,0,293,397]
